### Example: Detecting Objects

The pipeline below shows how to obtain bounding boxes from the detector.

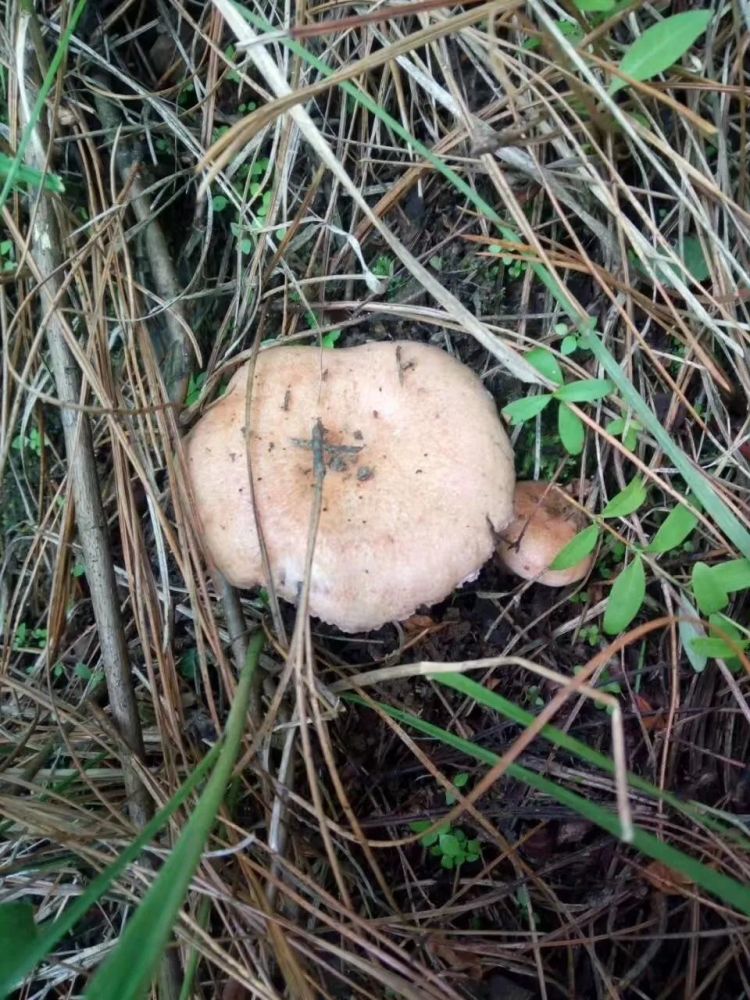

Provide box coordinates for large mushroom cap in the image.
[185,341,515,632]
[497,480,593,587]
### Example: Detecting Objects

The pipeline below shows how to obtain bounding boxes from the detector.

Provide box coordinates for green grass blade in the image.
[432,674,750,844]
[233,2,578,317]
[84,631,265,999]
[0,744,221,996]
[347,694,750,917]
[0,153,64,193]
[0,0,88,213]
[346,672,750,848]
[582,331,750,558]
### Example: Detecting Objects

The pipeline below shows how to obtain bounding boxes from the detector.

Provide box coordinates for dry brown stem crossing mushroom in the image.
[185,341,590,632]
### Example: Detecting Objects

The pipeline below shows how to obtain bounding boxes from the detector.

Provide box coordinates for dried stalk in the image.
[16,8,150,828]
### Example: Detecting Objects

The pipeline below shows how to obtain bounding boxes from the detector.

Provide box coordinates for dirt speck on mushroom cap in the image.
[185,341,515,632]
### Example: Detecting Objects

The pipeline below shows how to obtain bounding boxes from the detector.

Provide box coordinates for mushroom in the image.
[496,480,592,587]
[185,341,516,633]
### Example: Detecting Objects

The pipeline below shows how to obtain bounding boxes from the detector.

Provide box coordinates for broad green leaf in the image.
[421,822,449,846]
[581,332,750,559]
[603,555,646,634]
[558,403,584,455]
[610,11,713,96]
[439,833,463,858]
[679,236,710,282]
[678,595,707,673]
[647,236,711,288]
[704,615,746,669]
[0,154,65,194]
[554,378,613,403]
[85,633,266,1000]
[526,348,564,385]
[601,478,648,518]
[321,329,342,349]
[550,524,600,571]
[648,503,699,554]
[0,903,37,990]
[606,416,641,451]
[502,394,553,424]
[692,562,728,615]
[560,334,579,356]
[575,0,615,10]
[709,559,750,594]
[691,637,747,659]
[409,820,441,847]
[709,614,745,642]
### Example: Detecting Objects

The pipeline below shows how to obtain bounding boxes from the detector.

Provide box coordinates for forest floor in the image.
[1,2,749,998]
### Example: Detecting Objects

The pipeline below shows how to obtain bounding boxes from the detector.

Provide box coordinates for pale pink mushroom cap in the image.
[185,341,515,632]
[497,480,593,587]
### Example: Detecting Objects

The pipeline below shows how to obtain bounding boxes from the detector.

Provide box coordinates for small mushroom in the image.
[185,341,516,632]
[496,480,592,587]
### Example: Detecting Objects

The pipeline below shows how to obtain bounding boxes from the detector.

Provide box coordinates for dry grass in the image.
[1,1,750,998]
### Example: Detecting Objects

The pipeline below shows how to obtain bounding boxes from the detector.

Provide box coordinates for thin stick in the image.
[16,6,150,827]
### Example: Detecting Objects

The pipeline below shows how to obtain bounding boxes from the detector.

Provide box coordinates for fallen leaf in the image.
[642,860,694,895]
[634,694,667,732]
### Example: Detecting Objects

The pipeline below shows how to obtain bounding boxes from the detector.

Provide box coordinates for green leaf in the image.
[581,333,750,561]
[709,559,750,594]
[603,555,646,634]
[0,749,223,995]
[558,403,584,455]
[610,11,713,96]
[211,194,228,212]
[678,595,708,674]
[550,524,600,571]
[692,562,728,615]
[0,903,37,990]
[440,854,455,870]
[606,416,640,451]
[601,478,648,518]
[502,394,553,424]
[526,348,563,385]
[648,503,699,554]
[439,833,462,858]
[706,615,746,667]
[410,821,448,848]
[453,772,469,788]
[409,820,435,845]
[691,637,747,659]
[554,378,613,403]
[574,0,615,10]
[321,329,342,349]
[679,236,710,282]
[560,334,578,356]
[84,633,265,1000]
[0,152,65,195]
